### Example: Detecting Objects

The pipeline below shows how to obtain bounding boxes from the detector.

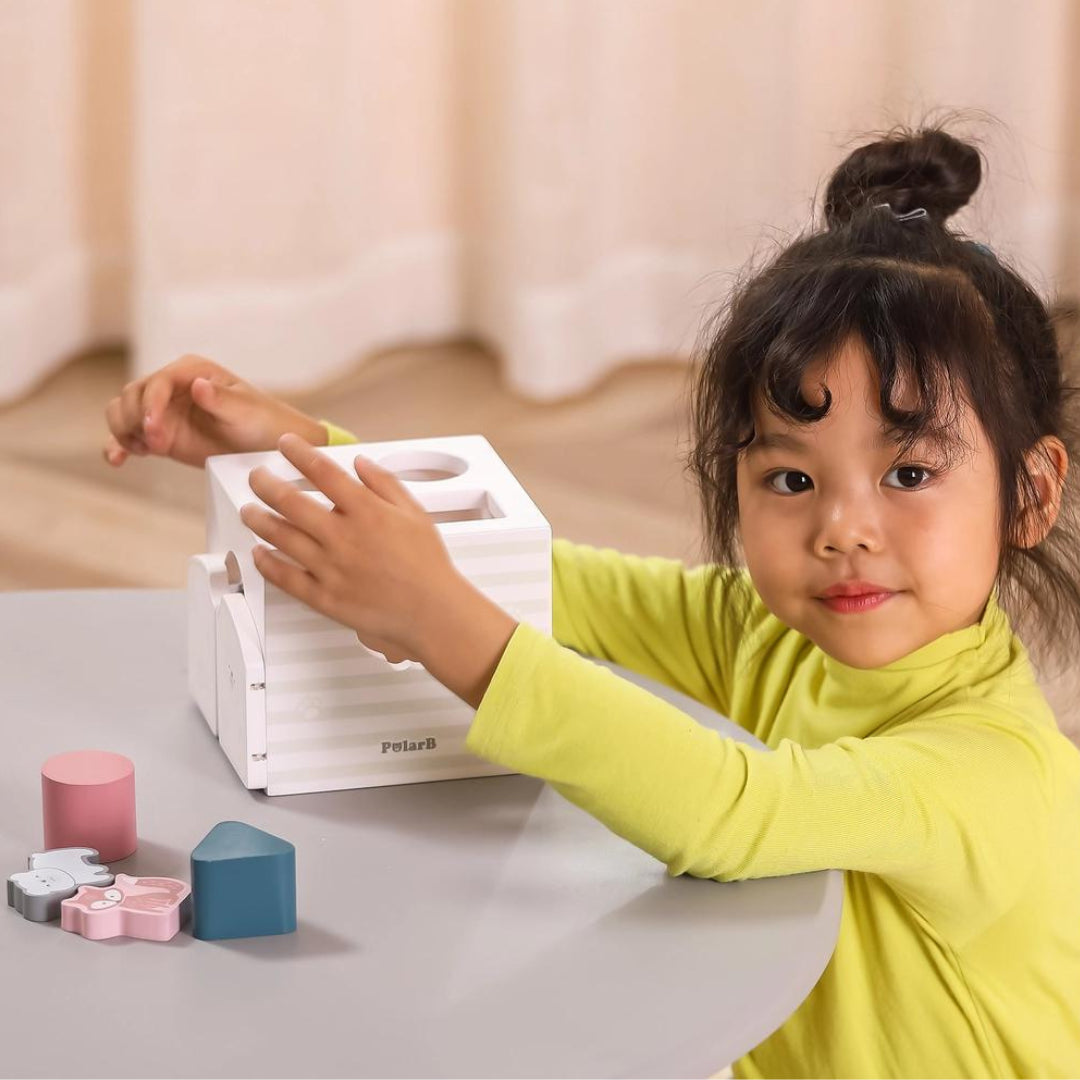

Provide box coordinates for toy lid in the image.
[206,434,549,533]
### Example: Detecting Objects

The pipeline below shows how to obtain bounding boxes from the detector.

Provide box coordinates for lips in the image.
[819,580,894,599]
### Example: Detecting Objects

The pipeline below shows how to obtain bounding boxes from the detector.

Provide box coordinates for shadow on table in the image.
[109,835,359,959]
[204,917,359,960]
[247,770,548,845]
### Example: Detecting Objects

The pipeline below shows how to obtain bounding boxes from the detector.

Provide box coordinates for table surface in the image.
[0,589,842,1079]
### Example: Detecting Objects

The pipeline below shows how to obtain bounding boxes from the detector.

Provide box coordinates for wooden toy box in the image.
[187,435,551,796]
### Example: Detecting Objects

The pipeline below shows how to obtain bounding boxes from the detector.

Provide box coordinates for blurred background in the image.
[3,1,1080,682]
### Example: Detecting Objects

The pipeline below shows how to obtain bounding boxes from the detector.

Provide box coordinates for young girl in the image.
[104,125,1080,1078]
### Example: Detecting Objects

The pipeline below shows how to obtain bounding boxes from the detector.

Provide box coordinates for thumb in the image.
[190,376,239,421]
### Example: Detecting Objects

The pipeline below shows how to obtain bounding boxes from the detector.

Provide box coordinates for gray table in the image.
[0,589,842,1079]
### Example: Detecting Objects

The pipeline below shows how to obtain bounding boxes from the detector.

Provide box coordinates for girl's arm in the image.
[323,421,759,722]
[466,621,1051,944]
[550,539,765,723]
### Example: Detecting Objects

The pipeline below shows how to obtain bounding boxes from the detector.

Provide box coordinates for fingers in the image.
[105,355,227,461]
[246,461,340,548]
[141,371,177,433]
[102,433,130,467]
[105,377,154,460]
[244,435,386,562]
[189,375,246,427]
[351,453,422,512]
[244,436,420,566]
[120,378,149,441]
[141,358,219,452]
[251,544,324,612]
[140,372,182,452]
[240,503,325,575]
[189,376,217,412]
[275,433,369,514]
[103,398,148,460]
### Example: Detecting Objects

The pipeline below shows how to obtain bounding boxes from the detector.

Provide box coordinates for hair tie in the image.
[872,205,995,258]
[873,203,928,222]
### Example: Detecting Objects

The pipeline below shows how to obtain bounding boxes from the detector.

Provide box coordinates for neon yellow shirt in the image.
[322,421,1080,1078]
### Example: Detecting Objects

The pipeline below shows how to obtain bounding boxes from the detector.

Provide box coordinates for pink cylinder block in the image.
[41,751,137,862]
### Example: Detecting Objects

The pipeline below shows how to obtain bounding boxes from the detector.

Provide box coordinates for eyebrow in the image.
[745,429,907,456]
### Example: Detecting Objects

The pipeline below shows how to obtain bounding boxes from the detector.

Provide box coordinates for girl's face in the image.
[735,337,1001,668]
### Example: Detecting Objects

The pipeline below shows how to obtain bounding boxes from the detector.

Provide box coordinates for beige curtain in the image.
[2,0,1078,406]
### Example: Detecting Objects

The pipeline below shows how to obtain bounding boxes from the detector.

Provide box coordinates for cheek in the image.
[743,520,791,567]
[738,503,800,594]
[736,472,767,540]
[738,478,796,554]
[889,486,1000,584]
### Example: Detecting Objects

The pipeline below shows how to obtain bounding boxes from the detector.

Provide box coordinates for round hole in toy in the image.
[376,450,468,482]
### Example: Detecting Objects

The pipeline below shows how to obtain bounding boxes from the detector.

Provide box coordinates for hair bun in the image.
[823,127,982,229]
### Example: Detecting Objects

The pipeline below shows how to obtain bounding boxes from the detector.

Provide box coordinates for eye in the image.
[765,464,937,495]
[884,464,936,490]
[765,470,813,495]
[103,889,122,901]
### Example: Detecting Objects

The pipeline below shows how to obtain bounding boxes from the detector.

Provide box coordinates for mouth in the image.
[816,590,897,614]
[818,579,894,599]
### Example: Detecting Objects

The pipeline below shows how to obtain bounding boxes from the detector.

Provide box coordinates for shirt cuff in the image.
[319,419,359,445]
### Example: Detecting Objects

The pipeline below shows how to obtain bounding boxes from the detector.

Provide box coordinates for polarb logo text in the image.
[381,737,437,755]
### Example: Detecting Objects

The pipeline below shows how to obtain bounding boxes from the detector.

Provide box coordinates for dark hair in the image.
[684,122,1080,675]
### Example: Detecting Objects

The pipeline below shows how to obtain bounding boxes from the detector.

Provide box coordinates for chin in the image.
[816,630,917,669]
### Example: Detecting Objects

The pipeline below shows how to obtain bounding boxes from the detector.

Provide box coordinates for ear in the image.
[1014,435,1069,549]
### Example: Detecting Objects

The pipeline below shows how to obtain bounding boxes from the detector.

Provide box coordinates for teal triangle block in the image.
[190,821,296,940]
[191,820,294,862]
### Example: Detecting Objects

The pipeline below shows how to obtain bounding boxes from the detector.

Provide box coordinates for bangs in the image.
[743,258,998,469]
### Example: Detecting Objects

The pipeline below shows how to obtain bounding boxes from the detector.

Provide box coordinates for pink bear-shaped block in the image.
[60,875,191,941]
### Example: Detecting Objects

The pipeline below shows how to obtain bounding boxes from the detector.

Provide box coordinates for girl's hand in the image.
[240,433,462,666]
[103,354,328,469]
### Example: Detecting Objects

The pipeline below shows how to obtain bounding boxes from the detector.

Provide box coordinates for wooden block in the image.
[60,875,191,941]
[190,821,296,940]
[41,750,137,862]
[6,847,114,923]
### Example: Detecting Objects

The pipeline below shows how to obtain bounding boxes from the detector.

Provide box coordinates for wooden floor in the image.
[0,341,704,591]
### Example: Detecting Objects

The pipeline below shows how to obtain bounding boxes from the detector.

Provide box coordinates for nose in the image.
[812,494,883,557]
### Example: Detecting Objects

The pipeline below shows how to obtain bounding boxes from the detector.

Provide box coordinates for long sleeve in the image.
[466,621,1051,940]
[551,539,766,720]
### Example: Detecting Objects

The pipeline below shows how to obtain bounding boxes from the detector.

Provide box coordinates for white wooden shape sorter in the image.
[60,875,191,941]
[7,848,114,923]
[187,435,551,796]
